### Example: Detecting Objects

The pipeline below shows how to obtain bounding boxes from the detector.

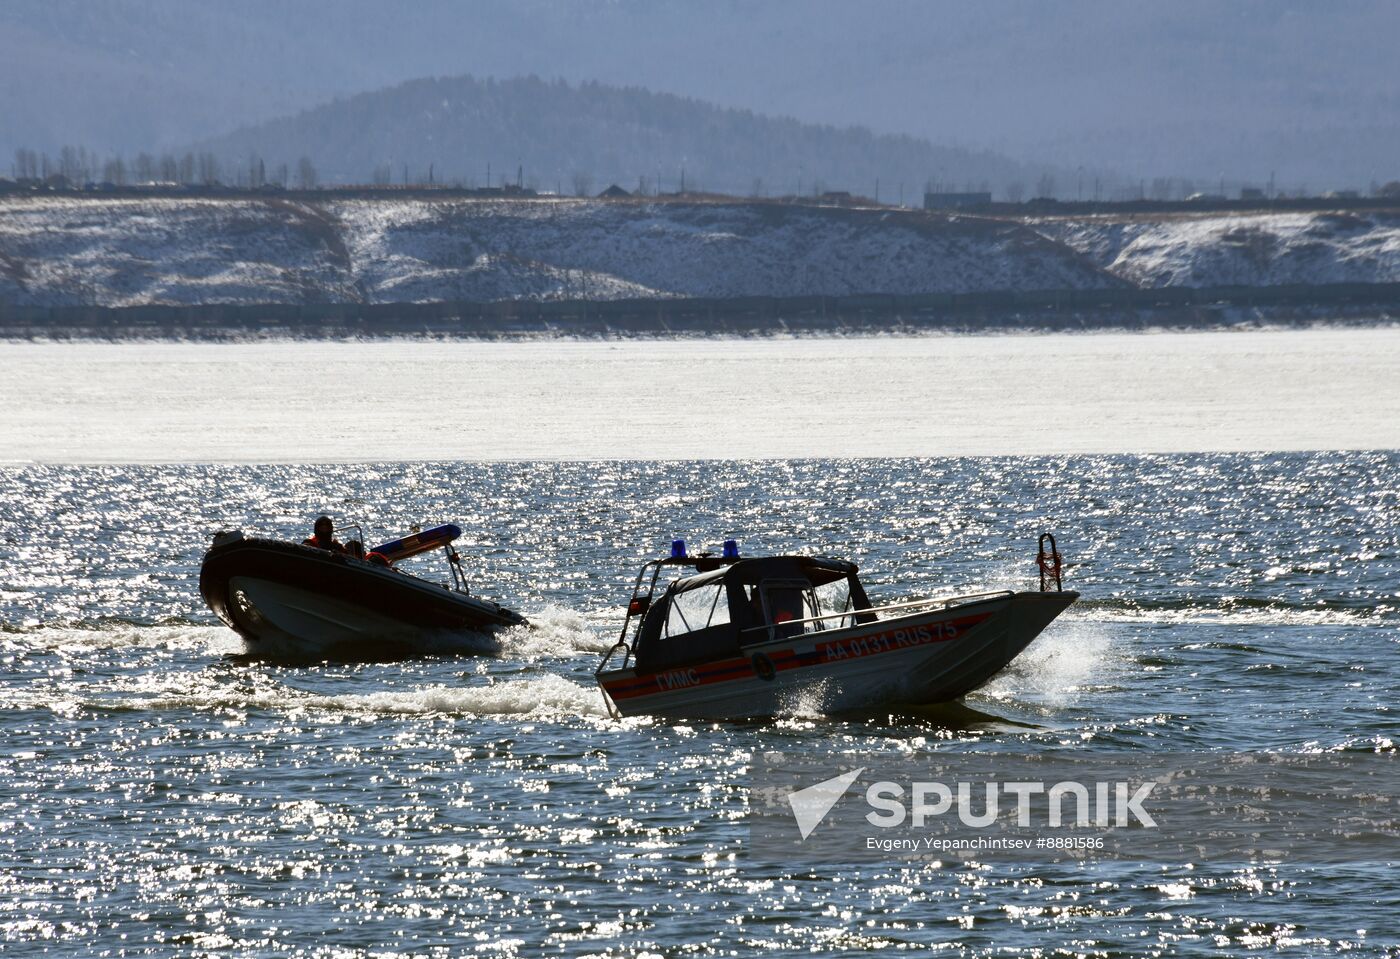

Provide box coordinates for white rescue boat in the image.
[595,536,1077,719]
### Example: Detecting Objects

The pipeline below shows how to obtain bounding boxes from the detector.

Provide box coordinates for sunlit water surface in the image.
[2,454,1397,956]
[4,328,1400,462]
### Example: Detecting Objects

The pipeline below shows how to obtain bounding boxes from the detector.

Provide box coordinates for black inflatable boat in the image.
[200,524,527,660]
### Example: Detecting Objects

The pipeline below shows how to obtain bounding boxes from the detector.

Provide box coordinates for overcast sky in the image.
[3,0,1396,189]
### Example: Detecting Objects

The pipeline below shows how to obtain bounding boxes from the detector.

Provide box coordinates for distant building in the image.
[923,191,991,210]
[1240,187,1266,201]
[598,184,631,198]
[1323,190,1360,199]
[468,184,537,198]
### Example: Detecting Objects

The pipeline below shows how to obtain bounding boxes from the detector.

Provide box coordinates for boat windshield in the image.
[744,575,856,640]
[663,581,731,637]
[624,554,873,659]
[812,576,854,627]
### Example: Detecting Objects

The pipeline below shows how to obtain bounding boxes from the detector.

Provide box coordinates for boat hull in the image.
[597,590,1077,719]
[200,537,526,660]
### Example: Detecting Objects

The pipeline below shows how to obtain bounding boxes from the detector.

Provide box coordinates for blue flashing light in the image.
[670,539,688,559]
[722,539,740,559]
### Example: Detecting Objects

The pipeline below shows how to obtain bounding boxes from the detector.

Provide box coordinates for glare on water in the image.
[3,327,1398,462]
[2,332,1398,957]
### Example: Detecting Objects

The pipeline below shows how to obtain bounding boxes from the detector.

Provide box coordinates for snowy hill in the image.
[0,196,1120,308]
[1034,211,1400,288]
[3,196,1400,310]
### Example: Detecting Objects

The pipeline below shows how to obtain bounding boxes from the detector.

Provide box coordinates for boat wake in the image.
[1073,597,1391,628]
[974,619,1123,707]
[2,606,610,667]
[1,624,241,656]
[308,673,609,718]
[227,628,506,664]
[774,678,839,719]
[85,670,609,719]
[496,605,613,658]
[229,604,607,664]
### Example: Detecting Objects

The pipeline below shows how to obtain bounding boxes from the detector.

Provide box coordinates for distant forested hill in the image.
[192,75,1031,197]
[5,1,1398,190]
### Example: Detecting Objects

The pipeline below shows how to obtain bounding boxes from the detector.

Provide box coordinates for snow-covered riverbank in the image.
[2,195,1399,309]
[1037,210,1400,288]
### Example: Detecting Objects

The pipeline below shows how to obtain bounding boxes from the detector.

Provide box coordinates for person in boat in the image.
[302,515,349,554]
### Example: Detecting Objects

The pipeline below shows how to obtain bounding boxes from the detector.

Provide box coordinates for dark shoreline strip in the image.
[3,283,1398,339]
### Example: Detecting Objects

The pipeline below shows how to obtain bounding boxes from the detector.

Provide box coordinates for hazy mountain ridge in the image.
[192,75,1029,197]
[3,0,1397,188]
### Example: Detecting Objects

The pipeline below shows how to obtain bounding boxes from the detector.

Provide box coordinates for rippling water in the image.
[2,454,1397,956]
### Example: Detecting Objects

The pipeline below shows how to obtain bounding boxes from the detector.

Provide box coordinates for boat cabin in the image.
[629,556,876,672]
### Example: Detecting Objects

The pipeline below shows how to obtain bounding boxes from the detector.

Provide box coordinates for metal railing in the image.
[737,589,1014,641]
[595,557,676,679]
[1037,533,1063,592]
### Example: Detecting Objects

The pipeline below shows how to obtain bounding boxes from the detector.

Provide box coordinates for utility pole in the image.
[487,162,491,189]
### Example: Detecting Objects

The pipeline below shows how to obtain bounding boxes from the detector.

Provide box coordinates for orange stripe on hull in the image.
[602,610,993,701]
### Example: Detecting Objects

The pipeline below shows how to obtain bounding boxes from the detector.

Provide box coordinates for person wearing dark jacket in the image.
[302,515,348,553]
